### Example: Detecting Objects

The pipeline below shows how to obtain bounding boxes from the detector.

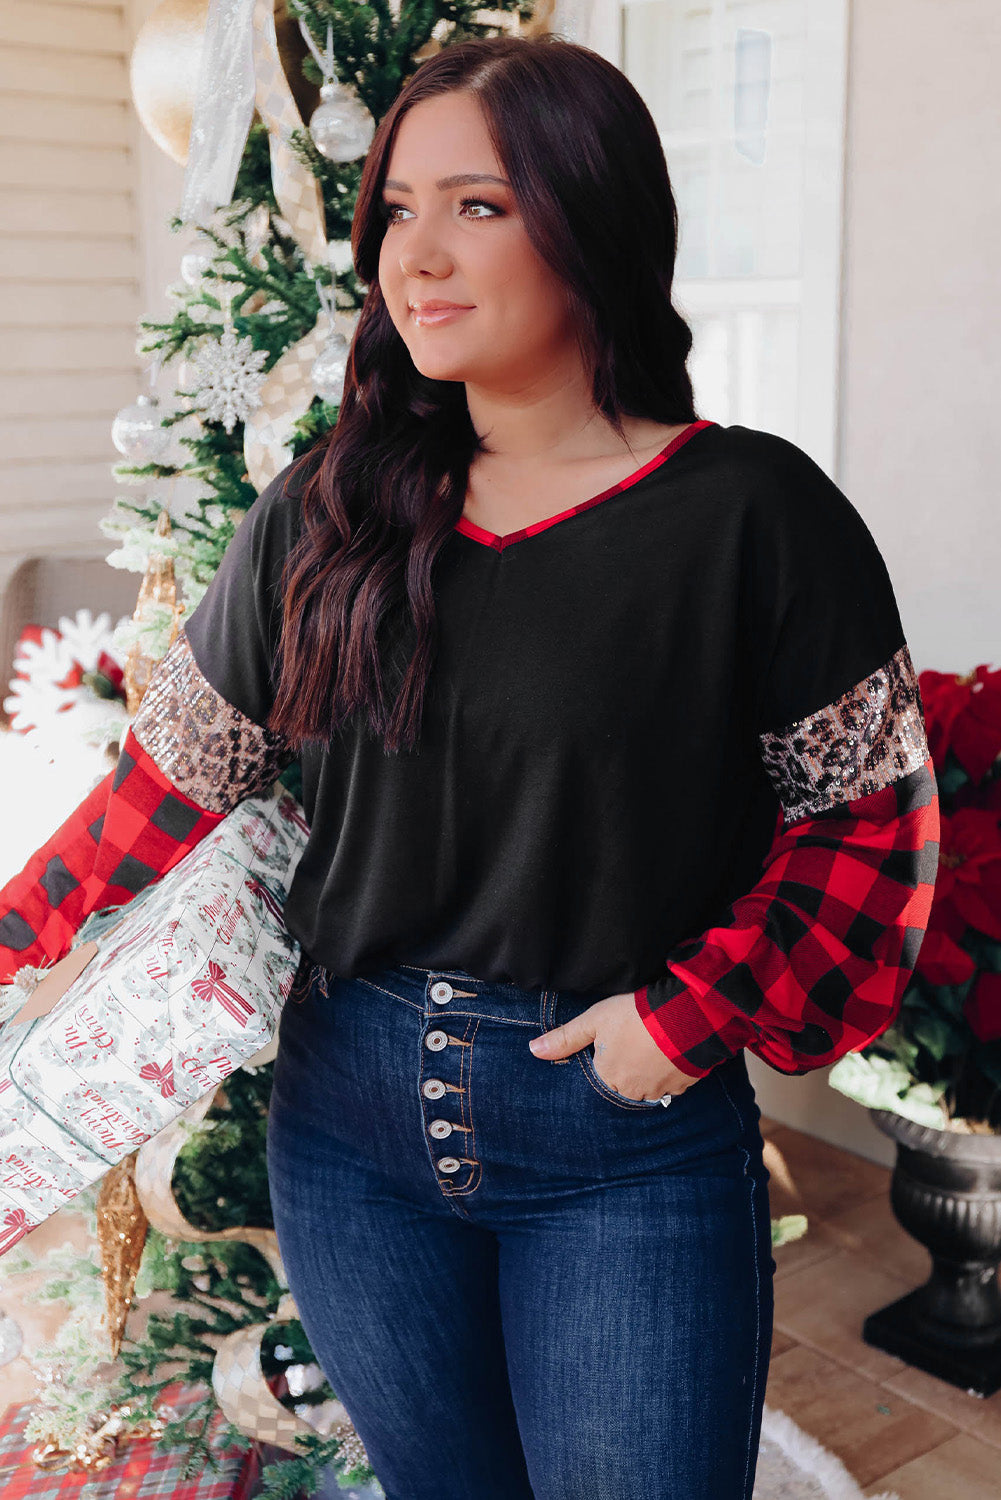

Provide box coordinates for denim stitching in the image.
[399,963,484,981]
[450,1017,482,1196]
[288,955,316,1005]
[575,1047,663,1110]
[713,1069,764,1500]
[542,988,571,1063]
[433,1009,536,1027]
[353,975,423,1011]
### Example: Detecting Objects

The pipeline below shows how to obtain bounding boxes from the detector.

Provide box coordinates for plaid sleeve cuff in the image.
[637,646,939,1078]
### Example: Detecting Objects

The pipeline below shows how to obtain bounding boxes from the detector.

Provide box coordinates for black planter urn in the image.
[863,1107,1001,1397]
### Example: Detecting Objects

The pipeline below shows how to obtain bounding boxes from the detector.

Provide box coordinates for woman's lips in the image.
[410,306,473,326]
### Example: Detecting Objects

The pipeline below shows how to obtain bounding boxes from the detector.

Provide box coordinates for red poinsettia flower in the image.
[951,772,1001,816]
[933,808,1001,941]
[914,928,977,986]
[95,650,126,695]
[919,664,1001,783]
[963,971,1001,1042]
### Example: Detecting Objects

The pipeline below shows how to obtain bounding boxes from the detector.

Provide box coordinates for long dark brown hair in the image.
[268,33,698,755]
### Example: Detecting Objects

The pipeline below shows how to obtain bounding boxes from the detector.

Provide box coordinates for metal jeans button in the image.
[428,1119,452,1138]
[422,1079,446,1099]
[425,1030,449,1051]
[437,1157,461,1174]
[430,981,453,1005]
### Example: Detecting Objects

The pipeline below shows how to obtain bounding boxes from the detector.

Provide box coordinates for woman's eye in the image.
[380,198,503,225]
[459,198,501,219]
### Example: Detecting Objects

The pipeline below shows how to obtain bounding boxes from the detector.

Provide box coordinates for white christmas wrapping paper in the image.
[0,784,310,1257]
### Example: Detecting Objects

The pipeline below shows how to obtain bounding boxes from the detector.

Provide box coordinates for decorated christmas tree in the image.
[1,3,547,1496]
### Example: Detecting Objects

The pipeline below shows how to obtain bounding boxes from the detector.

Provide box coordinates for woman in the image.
[1,34,939,1500]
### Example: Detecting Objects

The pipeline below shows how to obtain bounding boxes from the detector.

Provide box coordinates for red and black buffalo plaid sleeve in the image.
[636,443,940,1078]
[0,731,218,981]
[0,630,295,986]
[0,458,311,987]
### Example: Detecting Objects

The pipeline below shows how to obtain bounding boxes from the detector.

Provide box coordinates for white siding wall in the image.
[0,0,142,689]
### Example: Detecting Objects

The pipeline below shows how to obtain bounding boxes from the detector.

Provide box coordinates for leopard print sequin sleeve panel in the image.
[130,629,295,814]
[757,643,929,825]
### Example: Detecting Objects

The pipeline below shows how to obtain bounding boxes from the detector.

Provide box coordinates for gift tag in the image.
[9,943,101,1028]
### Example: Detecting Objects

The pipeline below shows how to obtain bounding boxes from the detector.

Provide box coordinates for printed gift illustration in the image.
[0,785,309,1257]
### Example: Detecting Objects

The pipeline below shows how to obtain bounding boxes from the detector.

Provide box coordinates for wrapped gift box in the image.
[0,1380,262,1498]
[0,786,309,1256]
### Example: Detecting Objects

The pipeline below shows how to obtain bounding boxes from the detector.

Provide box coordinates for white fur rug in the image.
[755,1404,901,1499]
[333,1405,902,1500]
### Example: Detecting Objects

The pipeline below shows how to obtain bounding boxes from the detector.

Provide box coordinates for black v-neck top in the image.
[182,418,919,1011]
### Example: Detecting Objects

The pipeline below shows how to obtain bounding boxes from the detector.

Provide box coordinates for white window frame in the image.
[556,0,849,478]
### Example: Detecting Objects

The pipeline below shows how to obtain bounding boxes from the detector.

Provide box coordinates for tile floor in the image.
[0,1118,998,1498]
[761,1116,1001,1499]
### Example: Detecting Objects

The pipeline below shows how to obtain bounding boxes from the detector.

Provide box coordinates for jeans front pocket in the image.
[576,1041,671,1110]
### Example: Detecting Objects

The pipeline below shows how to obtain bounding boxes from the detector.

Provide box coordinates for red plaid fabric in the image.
[0,1381,259,1498]
[636,753,940,1078]
[0,727,223,987]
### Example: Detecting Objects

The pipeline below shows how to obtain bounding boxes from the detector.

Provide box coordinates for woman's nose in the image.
[398,221,453,279]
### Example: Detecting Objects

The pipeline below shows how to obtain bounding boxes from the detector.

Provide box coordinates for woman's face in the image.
[377,91,577,391]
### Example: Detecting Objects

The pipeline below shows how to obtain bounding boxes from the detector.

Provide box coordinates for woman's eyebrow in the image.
[382,172,511,192]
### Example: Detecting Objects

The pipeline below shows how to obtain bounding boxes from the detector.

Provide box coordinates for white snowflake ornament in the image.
[187,323,268,434]
[10,627,74,690]
[55,609,117,673]
[2,673,74,735]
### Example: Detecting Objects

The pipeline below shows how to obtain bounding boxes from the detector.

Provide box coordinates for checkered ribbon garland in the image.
[252,0,327,265]
[242,312,329,491]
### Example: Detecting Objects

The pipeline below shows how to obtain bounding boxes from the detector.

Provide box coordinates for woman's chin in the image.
[408,351,476,383]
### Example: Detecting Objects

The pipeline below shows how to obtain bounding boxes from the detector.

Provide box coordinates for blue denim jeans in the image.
[266,960,776,1500]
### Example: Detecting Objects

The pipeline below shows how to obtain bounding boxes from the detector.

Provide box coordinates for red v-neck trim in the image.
[453,419,716,552]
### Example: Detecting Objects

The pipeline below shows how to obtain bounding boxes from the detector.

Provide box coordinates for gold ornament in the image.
[123,508,185,717]
[18,1402,167,1475]
[130,0,318,164]
[95,1152,150,1360]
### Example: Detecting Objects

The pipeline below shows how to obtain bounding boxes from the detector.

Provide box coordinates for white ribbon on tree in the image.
[179,0,327,263]
[178,0,257,228]
[179,0,332,492]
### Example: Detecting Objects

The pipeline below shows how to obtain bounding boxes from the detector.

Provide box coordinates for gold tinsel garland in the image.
[94,506,183,1369]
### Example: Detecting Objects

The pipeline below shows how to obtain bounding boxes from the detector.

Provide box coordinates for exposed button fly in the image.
[422,1079,447,1099]
[437,1157,461,1174]
[425,1030,449,1051]
[430,981,453,1005]
[428,1119,453,1139]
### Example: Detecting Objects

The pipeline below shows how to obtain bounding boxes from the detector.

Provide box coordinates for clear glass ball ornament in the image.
[0,1309,23,1366]
[311,329,349,404]
[180,236,215,287]
[309,81,375,162]
[111,393,172,461]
